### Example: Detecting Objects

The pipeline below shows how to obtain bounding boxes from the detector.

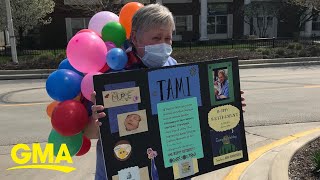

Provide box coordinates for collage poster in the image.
[93,57,248,180]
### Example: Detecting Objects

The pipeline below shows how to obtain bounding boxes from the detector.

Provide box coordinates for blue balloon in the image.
[46,69,83,102]
[58,58,83,76]
[106,48,128,70]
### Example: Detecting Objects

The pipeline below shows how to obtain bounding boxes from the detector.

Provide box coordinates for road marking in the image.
[304,85,320,88]
[224,128,320,180]
[244,84,320,92]
[0,102,49,107]
[241,71,320,78]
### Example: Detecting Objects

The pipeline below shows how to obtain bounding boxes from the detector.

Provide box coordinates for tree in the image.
[243,2,281,38]
[0,0,55,45]
[60,0,152,16]
[280,0,320,36]
[288,0,320,10]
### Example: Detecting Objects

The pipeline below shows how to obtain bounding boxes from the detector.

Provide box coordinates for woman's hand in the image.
[241,90,246,112]
[83,91,106,139]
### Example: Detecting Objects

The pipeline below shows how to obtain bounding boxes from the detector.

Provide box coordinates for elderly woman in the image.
[86,3,245,180]
[84,3,177,180]
[215,69,229,100]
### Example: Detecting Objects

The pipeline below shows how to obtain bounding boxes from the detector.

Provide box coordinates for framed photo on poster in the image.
[93,57,248,180]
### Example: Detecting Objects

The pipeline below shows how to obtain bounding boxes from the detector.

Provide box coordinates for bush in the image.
[309,45,320,56]
[261,49,271,55]
[248,35,258,40]
[56,51,66,61]
[262,55,269,59]
[313,150,320,173]
[256,48,265,52]
[287,43,296,49]
[298,50,308,57]
[295,43,303,50]
[275,48,285,56]
[36,51,55,62]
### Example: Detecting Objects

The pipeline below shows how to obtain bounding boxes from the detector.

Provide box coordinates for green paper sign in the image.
[157,97,204,167]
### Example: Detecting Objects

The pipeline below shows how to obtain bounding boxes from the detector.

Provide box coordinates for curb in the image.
[1,57,320,80]
[0,69,55,75]
[239,57,320,65]
[239,61,320,69]
[0,74,50,80]
[269,131,320,180]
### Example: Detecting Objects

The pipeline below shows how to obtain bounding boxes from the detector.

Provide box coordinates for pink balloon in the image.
[81,72,102,101]
[77,29,101,38]
[105,41,117,51]
[88,11,119,36]
[67,32,107,73]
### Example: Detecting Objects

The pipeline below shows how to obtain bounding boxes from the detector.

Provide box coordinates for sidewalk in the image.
[1,123,319,180]
[193,122,320,180]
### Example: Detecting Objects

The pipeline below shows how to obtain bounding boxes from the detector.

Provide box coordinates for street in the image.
[1,65,320,179]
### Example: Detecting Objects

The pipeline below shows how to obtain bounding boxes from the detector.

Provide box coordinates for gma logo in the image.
[7,143,76,173]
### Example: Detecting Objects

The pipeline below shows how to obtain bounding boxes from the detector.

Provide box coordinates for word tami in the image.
[157,77,191,101]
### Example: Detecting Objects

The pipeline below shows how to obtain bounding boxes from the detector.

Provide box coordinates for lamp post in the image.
[5,0,18,64]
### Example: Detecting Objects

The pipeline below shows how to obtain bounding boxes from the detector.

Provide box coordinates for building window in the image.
[312,16,320,31]
[207,3,228,34]
[66,18,90,41]
[173,15,193,35]
[71,18,90,35]
[208,15,227,34]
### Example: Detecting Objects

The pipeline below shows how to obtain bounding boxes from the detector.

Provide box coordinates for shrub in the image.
[262,55,269,59]
[298,50,308,57]
[309,45,320,56]
[295,43,303,50]
[56,51,66,61]
[256,48,265,52]
[275,48,285,56]
[313,150,320,173]
[287,43,296,49]
[248,35,258,40]
[36,51,55,62]
[261,49,271,55]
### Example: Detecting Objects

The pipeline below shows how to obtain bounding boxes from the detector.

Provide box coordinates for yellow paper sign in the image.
[102,87,141,108]
[172,158,199,179]
[213,150,243,165]
[208,105,240,132]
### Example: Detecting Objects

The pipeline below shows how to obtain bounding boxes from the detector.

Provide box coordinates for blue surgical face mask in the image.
[137,43,172,68]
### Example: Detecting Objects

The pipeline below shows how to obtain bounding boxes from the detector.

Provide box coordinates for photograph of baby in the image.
[117,110,148,137]
[213,68,229,101]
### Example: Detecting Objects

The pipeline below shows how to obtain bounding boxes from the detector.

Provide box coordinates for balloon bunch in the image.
[45,2,144,157]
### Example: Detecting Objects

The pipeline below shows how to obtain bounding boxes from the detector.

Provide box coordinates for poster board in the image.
[93,57,248,180]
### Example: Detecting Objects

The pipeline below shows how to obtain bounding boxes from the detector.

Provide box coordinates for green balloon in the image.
[48,129,83,157]
[102,22,126,47]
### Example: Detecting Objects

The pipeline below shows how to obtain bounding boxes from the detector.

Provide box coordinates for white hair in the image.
[131,3,175,36]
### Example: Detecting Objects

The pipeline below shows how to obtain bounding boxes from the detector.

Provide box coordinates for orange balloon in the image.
[74,93,82,102]
[46,101,59,118]
[119,2,144,39]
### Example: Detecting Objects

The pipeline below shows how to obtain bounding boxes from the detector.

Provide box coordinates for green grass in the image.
[313,150,320,172]
[0,56,12,63]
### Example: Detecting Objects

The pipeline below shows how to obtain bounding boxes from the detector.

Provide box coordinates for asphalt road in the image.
[0,65,320,149]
